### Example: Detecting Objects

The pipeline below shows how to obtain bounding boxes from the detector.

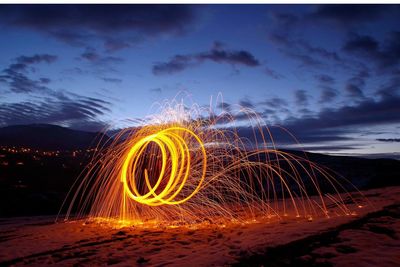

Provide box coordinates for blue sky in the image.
[0,4,399,158]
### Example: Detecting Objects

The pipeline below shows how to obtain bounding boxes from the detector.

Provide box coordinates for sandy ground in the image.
[0,186,399,267]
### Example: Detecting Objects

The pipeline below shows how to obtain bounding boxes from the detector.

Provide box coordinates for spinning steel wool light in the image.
[121,127,207,206]
[61,97,365,226]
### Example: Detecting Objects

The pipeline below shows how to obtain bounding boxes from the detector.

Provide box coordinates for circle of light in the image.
[121,127,207,206]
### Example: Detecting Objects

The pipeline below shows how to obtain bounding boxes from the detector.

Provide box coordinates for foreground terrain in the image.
[0,186,399,266]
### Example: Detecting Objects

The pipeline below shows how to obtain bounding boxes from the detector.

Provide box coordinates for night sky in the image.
[0,4,399,158]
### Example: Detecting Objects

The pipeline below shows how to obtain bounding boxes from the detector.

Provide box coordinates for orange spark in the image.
[60,97,367,227]
[121,127,207,206]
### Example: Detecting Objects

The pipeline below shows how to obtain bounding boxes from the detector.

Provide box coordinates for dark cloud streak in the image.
[309,5,398,25]
[229,93,400,146]
[153,43,260,75]
[0,93,111,131]
[294,89,309,106]
[0,5,197,51]
[0,54,57,93]
[376,138,400,142]
[342,32,400,70]
[282,94,400,144]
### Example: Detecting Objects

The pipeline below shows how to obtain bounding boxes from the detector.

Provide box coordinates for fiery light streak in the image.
[60,97,366,227]
[121,127,207,206]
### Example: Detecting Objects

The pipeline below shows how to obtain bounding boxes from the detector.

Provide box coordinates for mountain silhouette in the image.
[0,124,108,150]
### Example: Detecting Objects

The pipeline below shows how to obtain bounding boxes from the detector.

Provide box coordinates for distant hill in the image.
[0,124,109,150]
[0,124,399,217]
[0,124,398,189]
[282,149,400,189]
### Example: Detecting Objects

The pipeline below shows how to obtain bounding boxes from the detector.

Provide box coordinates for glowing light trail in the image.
[60,97,367,227]
[121,127,207,206]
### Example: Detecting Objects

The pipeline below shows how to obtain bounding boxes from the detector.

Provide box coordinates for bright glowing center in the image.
[121,127,207,206]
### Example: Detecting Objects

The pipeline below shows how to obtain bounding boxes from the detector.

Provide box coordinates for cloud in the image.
[267,8,400,77]
[377,76,400,98]
[233,125,352,146]
[376,138,400,142]
[238,98,255,109]
[0,5,197,51]
[282,94,400,141]
[345,75,366,99]
[258,97,291,121]
[0,92,111,131]
[270,12,299,32]
[343,34,379,54]
[269,32,342,69]
[319,86,338,103]
[268,12,344,66]
[314,74,338,103]
[80,47,123,64]
[311,5,370,22]
[152,42,260,75]
[1,73,48,94]
[268,8,400,112]
[260,97,288,110]
[200,91,400,151]
[294,89,309,106]
[297,39,342,63]
[309,5,400,26]
[0,53,112,131]
[264,67,284,79]
[315,74,335,84]
[149,88,162,94]
[75,47,124,75]
[67,120,108,132]
[152,55,193,75]
[16,54,57,65]
[104,39,131,53]
[101,77,122,83]
[216,102,231,112]
[342,32,400,70]
[231,96,399,152]
[0,54,57,93]
[345,82,364,99]
[268,6,399,77]
[288,144,360,152]
[39,77,51,84]
[197,47,260,67]
[10,54,57,71]
[230,92,400,147]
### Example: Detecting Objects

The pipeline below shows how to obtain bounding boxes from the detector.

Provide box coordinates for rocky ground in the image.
[0,186,399,266]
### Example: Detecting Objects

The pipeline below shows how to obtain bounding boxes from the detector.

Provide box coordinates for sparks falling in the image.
[61,97,365,227]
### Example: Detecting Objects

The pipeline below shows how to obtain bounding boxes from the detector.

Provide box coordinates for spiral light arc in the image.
[121,127,207,206]
[60,98,367,227]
